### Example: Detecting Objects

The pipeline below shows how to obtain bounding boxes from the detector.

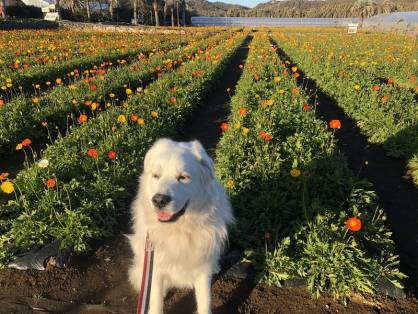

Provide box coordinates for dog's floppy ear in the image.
[190,140,214,181]
[143,138,174,173]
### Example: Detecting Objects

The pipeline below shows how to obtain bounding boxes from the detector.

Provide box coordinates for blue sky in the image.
[208,0,267,8]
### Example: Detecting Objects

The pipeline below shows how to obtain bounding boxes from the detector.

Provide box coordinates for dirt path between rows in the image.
[1,35,417,314]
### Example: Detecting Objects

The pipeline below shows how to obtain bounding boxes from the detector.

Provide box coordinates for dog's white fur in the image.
[128,138,233,314]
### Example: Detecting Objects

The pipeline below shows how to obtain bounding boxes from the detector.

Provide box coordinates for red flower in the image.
[345,217,362,232]
[46,178,56,189]
[239,108,248,116]
[79,114,88,123]
[387,78,394,85]
[0,99,5,106]
[108,150,117,160]
[130,114,139,122]
[87,148,98,158]
[21,138,32,147]
[329,119,341,129]
[372,85,380,91]
[90,84,97,91]
[303,104,311,111]
[0,172,9,181]
[220,122,229,132]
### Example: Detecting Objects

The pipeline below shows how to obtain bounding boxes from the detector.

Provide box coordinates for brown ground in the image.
[0,35,417,314]
[0,235,417,314]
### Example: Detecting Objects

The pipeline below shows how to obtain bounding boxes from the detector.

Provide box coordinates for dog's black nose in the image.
[152,194,171,209]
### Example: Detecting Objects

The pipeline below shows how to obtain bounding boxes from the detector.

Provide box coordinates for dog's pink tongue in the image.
[157,211,174,221]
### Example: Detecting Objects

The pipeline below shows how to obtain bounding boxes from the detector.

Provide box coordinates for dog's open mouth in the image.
[157,201,189,223]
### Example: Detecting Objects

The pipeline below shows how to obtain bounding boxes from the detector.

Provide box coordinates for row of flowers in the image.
[0,32,193,103]
[0,32,229,155]
[0,31,247,267]
[214,33,404,302]
[273,31,418,186]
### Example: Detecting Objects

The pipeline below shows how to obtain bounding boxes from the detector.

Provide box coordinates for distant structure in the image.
[191,16,361,27]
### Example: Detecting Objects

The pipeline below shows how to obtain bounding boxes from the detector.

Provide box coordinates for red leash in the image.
[136,233,154,314]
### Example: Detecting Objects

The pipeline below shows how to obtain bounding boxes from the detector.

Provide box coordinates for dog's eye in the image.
[152,174,160,179]
[177,174,190,182]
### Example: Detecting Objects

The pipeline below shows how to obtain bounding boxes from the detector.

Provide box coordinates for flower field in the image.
[215,33,405,301]
[272,30,418,186]
[0,27,416,309]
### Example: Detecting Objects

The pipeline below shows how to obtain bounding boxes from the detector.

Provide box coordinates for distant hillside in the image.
[186,0,250,17]
[187,0,418,18]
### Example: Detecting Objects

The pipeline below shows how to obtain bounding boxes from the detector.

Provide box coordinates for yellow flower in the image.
[137,118,145,125]
[6,78,12,83]
[35,84,40,89]
[226,179,235,189]
[123,102,129,109]
[144,89,149,95]
[109,93,115,98]
[126,88,132,95]
[1,86,6,91]
[32,98,40,104]
[56,78,62,85]
[290,168,301,178]
[278,89,285,95]
[291,66,298,73]
[46,81,51,86]
[274,76,281,82]
[72,99,77,105]
[242,127,250,135]
[262,99,274,107]
[151,111,158,118]
[354,85,361,90]
[16,143,23,150]
[6,83,12,88]
[235,122,241,129]
[1,181,14,194]
[91,102,98,110]
[117,115,127,123]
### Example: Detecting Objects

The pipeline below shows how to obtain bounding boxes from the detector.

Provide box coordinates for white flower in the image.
[37,159,49,168]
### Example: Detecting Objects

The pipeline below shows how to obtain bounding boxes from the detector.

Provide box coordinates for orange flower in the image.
[293,73,300,78]
[108,150,117,160]
[387,78,394,85]
[329,119,341,129]
[291,88,300,95]
[303,104,311,111]
[87,148,98,158]
[220,122,229,132]
[130,114,139,122]
[345,217,362,232]
[46,178,56,189]
[90,84,97,91]
[170,96,177,104]
[0,172,9,181]
[291,66,298,73]
[239,108,248,116]
[79,114,88,123]
[21,138,32,147]
[381,95,389,103]
[0,99,4,106]
[372,85,380,91]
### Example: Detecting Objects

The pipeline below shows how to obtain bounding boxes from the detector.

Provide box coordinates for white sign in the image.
[44,12,59,21]
[348,23,359,34]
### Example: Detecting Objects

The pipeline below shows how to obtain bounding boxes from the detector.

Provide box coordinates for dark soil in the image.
[1,35,418,314]
[273,44,418,295]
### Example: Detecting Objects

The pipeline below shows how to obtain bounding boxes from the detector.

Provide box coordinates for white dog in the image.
[128,138,233,314]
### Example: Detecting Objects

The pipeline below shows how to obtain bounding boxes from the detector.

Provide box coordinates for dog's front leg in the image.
[194,271,212,314]
[148,272,163,314]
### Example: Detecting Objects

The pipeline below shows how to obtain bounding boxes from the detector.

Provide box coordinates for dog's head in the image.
[142,138,214,223]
